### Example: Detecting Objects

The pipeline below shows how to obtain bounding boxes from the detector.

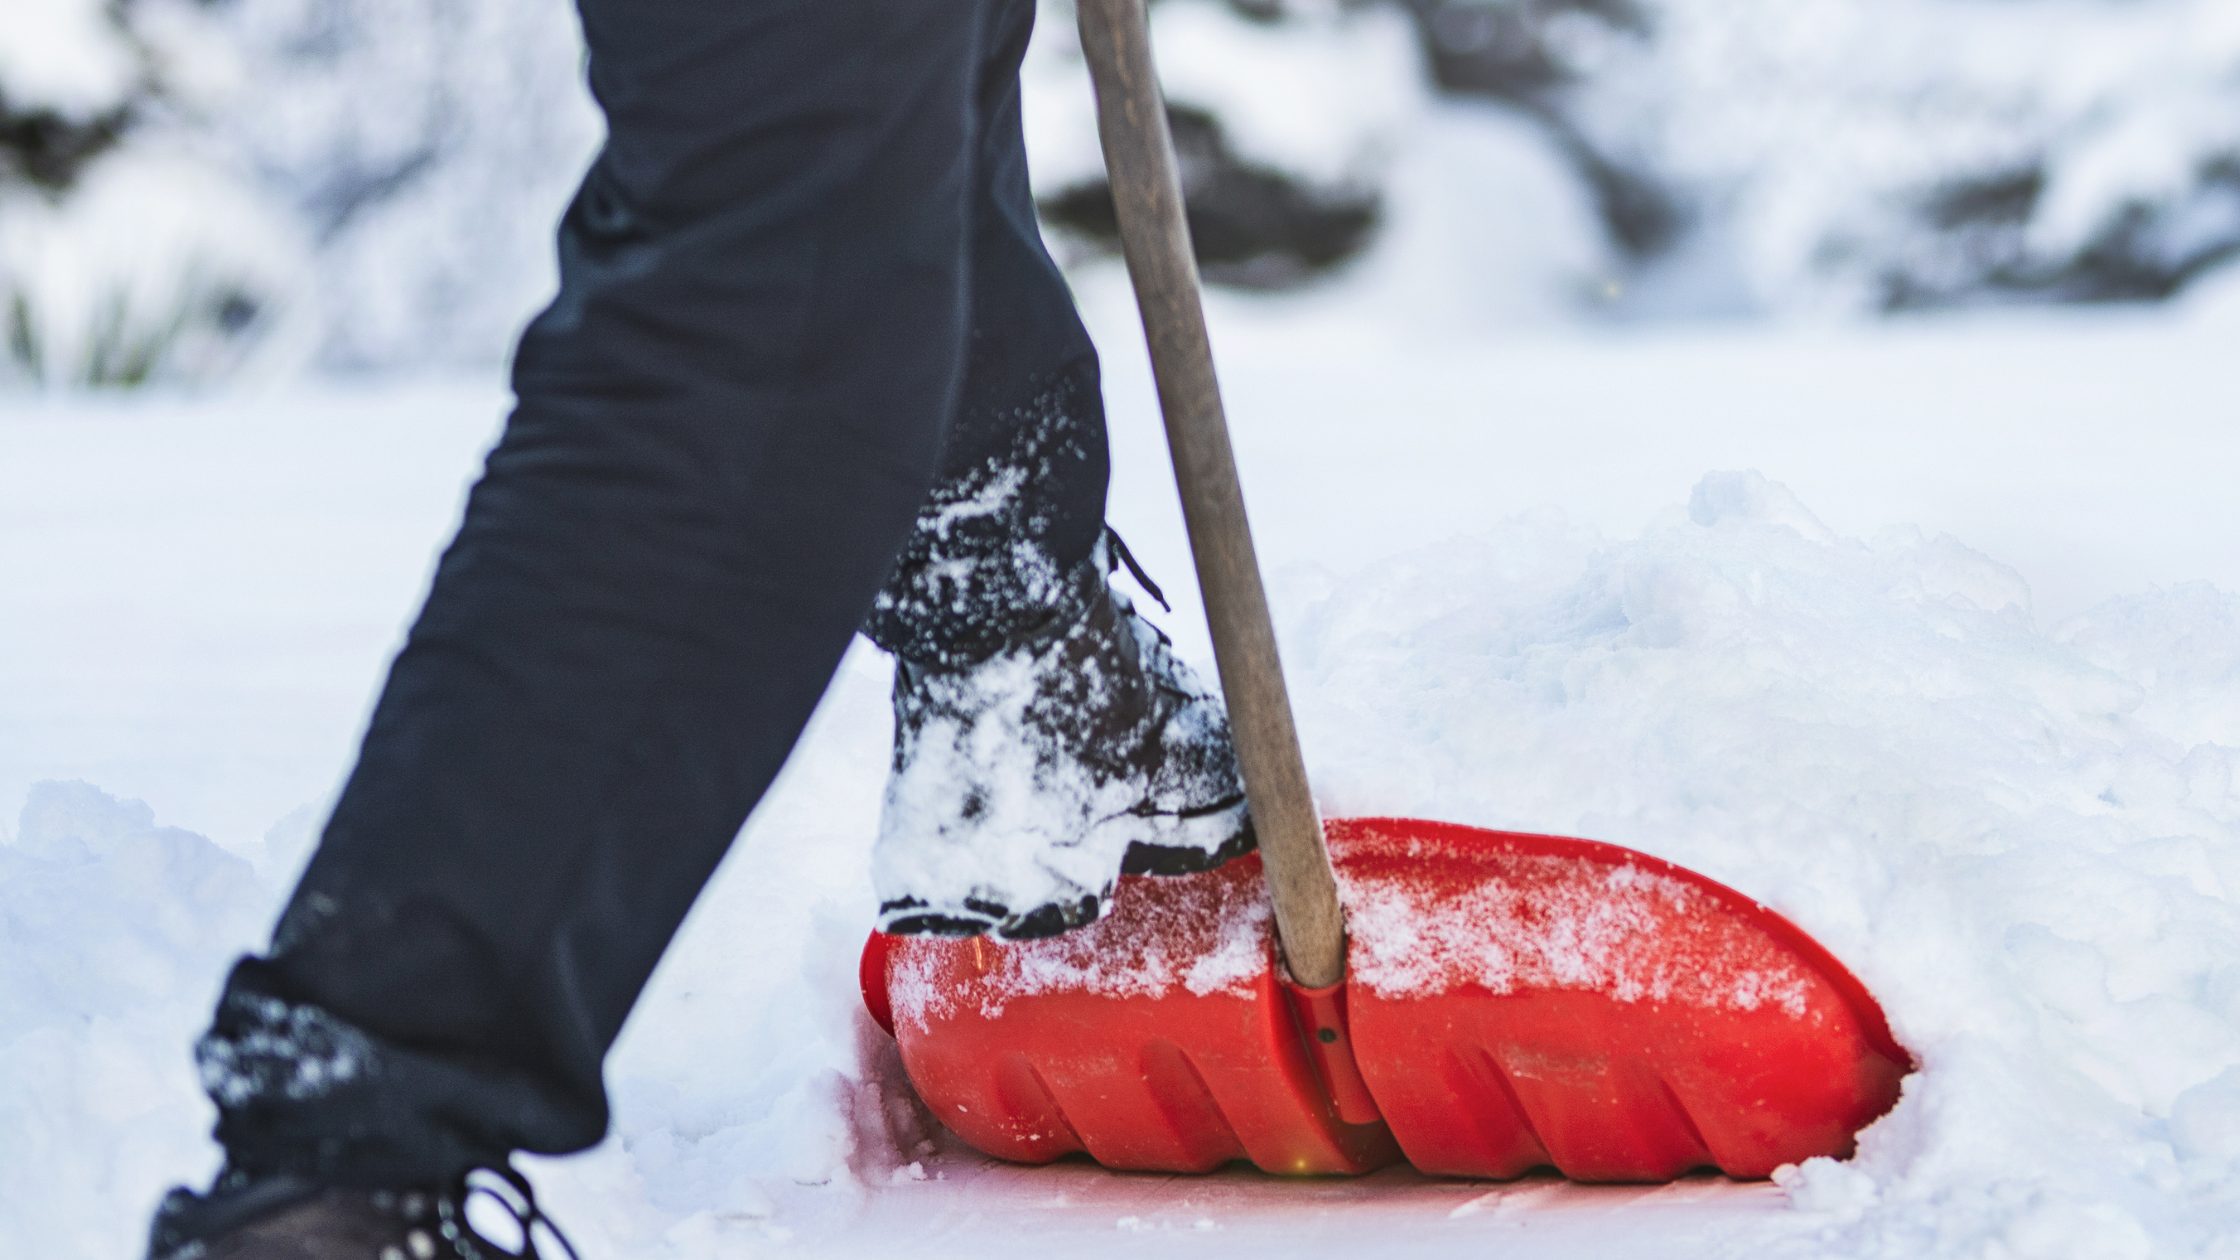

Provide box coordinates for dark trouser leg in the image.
[861,0,1111,671]
[197,0,1010,1187]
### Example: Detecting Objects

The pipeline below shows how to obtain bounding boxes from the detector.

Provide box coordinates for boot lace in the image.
[1103,526,1171,612]
[454,1166,580,1260]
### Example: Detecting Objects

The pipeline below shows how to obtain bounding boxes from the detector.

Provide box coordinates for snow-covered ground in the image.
[5,271,2240,1258]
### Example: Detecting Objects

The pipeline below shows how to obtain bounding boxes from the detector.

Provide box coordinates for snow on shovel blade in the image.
[862,818,1907,1181]
[1329,818,1910,1181]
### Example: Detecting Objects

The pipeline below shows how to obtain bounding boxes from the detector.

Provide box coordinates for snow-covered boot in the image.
[873,538,1254,939]
[147,1166,572,1260]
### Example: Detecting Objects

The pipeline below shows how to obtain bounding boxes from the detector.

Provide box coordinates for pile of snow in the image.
[0,0,598,385]
[2186,256,2240,323]
[1569,0,2240,312]
[1022,0,1616,315]
[0,0,142,118]
[0,680,913,1260]
[1337,102,1618,326]
[1022,0,1424,198]
[9,459,2239,1256]
[194,0,602,371]
[0,0,313,386]
[0,150,314,387]
[1283,472,2240,1256]
[0,782,272,1257]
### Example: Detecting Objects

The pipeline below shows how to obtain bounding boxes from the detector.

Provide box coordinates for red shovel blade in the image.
[1328,817,1909,1180]
[864,817,1908,1181]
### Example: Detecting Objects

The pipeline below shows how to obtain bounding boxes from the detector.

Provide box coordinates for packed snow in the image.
[5,277,2237,1256]
[0,0,140,118]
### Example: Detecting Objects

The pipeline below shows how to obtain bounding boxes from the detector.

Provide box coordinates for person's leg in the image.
[861,0,1253,942]
[181,0,990,1202]
[860,0,1106,670]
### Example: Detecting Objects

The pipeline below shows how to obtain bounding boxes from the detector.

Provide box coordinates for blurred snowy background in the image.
[3,0,2237,388]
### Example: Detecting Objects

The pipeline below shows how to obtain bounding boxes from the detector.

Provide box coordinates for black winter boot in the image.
[147,1166,572,1260]
[873,537,1255,939]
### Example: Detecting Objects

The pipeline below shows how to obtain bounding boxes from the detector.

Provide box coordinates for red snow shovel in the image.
[860,0,1909,1181]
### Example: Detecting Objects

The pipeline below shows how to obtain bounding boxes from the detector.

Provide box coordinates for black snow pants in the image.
[195,0,1109,1186]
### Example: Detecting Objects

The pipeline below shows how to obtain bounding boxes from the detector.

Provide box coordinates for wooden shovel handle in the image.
[1076,0,1346,989]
